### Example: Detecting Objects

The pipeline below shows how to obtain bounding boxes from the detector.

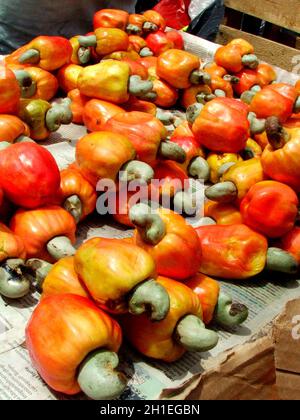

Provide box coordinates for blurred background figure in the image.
[0,0,225,54]
[0,1,137,54]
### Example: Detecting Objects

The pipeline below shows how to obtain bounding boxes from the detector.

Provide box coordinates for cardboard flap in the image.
[273,299,300,374]
[161,336,278,400]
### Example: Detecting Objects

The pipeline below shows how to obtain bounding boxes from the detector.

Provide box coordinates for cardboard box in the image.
[176,299,300,400]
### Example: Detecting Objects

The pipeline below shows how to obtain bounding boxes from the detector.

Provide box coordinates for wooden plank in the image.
[216,25,300,72]
[224,0,300,33]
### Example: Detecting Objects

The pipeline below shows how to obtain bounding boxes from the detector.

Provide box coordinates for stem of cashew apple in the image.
[173,191,199,216]
[156,110,184,127]
[174,315,219,353]
[19,49,40,65]
[294,96,300,114]
[205,182,238,203]
[143,22,159,34]
[214,89,226,98]
[126,24,142,35]
[156,109,175,126]
[129,279,170,321]
[128,75,154,100]
[217,162,237,178]
[250,84,261,93]
[139,91,157,101]
[119,161,154,184]
[188,157,210,181]
[15,135,35,144]
[129,203,166,245]
[250,119,266,136]
[206,94,218,101]
[46,236,76,261]
[186,103,204,124]
[240,90,256,105]
[214,292,249,327]
[77,35,97,48]
[266,248,298,274]
[174,115,186,128]
[64,195,83,224]
[248,112,266,136]
[189,70,211,86]
[77,47,91,65]
[0,142,12,151]
[158,141,186,164]
[46,99,73,132]
[265,117,291,150]
[223,75,240,84]
[78,350,127,400]
[25,259,53,292]
[13,70,37,98]
[196,217,217,226]
[0,259,30,299]
[196,92,216,104]
[139,47,154,57]
[242,54,259,69]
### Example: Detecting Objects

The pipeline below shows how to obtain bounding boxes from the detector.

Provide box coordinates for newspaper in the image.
[1,36,300,401]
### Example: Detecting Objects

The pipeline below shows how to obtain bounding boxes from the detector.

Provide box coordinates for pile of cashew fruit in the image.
[0,6,299,400]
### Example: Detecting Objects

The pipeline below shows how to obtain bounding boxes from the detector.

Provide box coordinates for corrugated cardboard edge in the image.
[160,335,277,400]
[272,299,300,400]
[273,299,300,374]
[161,298,300,400]
[277,371,300,400]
